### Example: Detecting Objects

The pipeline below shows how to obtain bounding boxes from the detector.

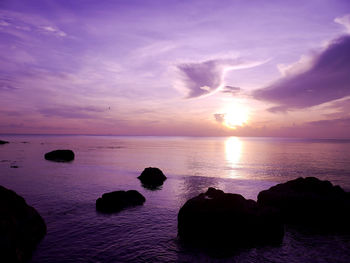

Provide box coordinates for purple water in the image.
[0,135,350,262]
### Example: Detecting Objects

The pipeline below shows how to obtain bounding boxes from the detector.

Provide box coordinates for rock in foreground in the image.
[0,140,9,145]
[0,185,47,263]
[257,177,350,231]
[178,188,284,250]
[96,190,146,213]
[137,167,166,188]
[44,149,75,162]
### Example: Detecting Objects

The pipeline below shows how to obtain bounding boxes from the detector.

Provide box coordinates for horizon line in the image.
[1,133,350,141]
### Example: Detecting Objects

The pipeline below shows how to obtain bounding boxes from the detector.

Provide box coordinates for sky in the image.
[1,0,350,138]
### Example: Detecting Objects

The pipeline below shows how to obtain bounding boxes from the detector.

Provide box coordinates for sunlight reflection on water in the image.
[225,137,243,178]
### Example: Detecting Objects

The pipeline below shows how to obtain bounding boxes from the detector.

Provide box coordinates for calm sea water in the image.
[0,135,350,262]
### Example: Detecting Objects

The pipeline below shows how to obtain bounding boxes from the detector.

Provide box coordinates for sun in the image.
[223,105,249,129]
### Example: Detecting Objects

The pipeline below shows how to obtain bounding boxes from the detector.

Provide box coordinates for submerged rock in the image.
[137,167,167,188]
[0,140,9,145]
[44,149,75,162]
[96,190,146,213]
[257,177,350,231]
[0,185,47,263]
[178,188,284,250]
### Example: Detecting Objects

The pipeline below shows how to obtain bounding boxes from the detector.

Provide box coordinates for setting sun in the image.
[223,105,249,129]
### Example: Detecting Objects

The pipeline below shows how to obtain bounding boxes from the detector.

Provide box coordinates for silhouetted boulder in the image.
[137,167,167,188]
[257,177,350,232]
[0,140,9,145]
[44,149,74,162]
[178,188,284,250]
[0,185,46,263]
[96,190,146,213]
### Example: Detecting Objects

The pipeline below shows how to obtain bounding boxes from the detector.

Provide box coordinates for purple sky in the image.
[1,0,350,138]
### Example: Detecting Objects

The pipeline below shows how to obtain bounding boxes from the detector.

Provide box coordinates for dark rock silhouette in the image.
[0,185,46,263]
[0,140,9,145]
[137,167,166,189]
[178,188,284,250]
[96,190,146,213]
[10,165,19,168]
[44,149,75,162]
[257,177,350,232]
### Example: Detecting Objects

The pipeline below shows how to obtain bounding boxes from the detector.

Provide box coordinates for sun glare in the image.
[223,105,249,129]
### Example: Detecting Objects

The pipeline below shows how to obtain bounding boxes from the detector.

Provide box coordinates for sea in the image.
[0,135,350,263]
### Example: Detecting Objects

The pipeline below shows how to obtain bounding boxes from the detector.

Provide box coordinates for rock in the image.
[10,165,19,168]
[0,140,9,145]
[178,188,284,250]
[96,190,146,213]
[44,149,75,162]
[137,167,167,188]
[0,185,46,263]
[257,177,350,231]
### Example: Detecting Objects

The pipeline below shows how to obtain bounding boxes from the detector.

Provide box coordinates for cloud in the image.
[177,58,263,98]
[328,97,350,113]
[307,117,350,127]
[335,14,350,33]
[40,26,67,37]
[0,83,18,91]
[0,10,67,37]
[214,113,225,123]
[38,106,106,119]
[254,35,350,112]
[221,85,241,96]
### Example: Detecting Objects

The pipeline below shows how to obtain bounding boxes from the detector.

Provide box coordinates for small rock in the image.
[44,149,75,162]
[96,190,146,213]
[137,167,167,189]
[0,140,9,145]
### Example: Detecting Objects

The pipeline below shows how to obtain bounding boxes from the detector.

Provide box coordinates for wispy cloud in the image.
[307,117,350,127]
[254,35,350,112]
[39,26,66,37]
[38,105,107,119]
[0,10,67,38]
[335,14,350,33]
[177,58,263,98]
[0,82,18,91]
[221,86,241,96]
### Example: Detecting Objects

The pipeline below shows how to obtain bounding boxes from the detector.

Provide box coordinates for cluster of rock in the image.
[0,185,47,263]
[95,167,167,213]
[177,177,350,251]
[178,187,284,250]
[0,166,166,262]
[3,142,349,258]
